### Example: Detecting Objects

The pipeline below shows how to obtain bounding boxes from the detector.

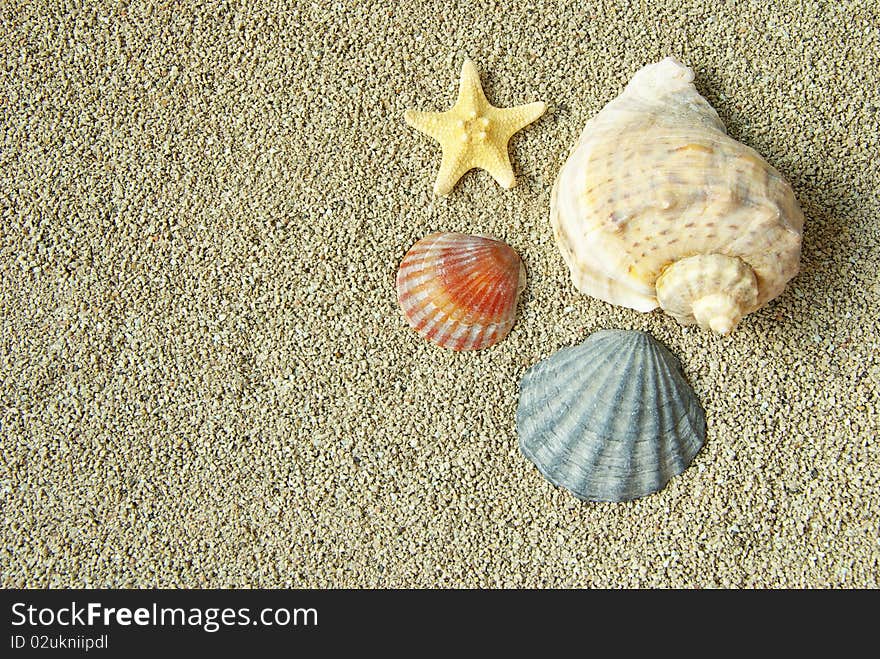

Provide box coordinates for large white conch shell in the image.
[551,57,803,334]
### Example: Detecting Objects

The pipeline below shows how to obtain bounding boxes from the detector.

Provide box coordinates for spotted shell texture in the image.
[396,232,526,351]
[551,57,803,332]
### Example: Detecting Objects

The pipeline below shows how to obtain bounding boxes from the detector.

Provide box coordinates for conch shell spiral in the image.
[551,57,803,334]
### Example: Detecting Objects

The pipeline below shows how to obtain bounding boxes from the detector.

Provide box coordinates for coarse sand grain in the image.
[1,0,878,587]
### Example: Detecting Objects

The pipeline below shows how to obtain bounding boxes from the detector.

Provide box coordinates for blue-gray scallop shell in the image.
[517,330,706,502]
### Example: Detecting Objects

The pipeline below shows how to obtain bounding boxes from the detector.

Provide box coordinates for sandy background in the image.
[2,0,878,588]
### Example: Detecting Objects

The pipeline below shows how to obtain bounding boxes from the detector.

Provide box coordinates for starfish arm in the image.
[433,148,473,196]
[493,101,547,137]
[404,109,451,142]
[477,143,516,190]
[457,59,490,114]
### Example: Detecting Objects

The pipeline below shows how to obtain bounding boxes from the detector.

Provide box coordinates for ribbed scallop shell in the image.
[551,57,803,330]
[396,232,526,351]
[517,330,706,502]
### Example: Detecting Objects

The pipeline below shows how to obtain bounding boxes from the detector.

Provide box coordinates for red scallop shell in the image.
[396,233,526,351]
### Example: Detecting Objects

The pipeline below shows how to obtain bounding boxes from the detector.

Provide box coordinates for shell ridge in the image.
[645,343,705,480]
[583,428,632,501]
[516,337,621,420]
[526,346,628,444]
[478,275,512,324]
[629,338,702,491]
[517,330,707,501]
[443,244,519,325]
[642,338,677,438]
[623,344,663,490]
[673,397,707,465]
[397,233,524,350]
[521,375,590,474]
[589,338,660,500]
[516,348,586,422]
[559,339,648,498]
[645,339,701,460]
[518,340,636,492]
[526,336,616,386]
[446,269,497,323]
[646,345,687,484]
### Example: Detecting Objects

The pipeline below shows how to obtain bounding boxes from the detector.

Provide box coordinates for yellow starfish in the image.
[404,59,547,196]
